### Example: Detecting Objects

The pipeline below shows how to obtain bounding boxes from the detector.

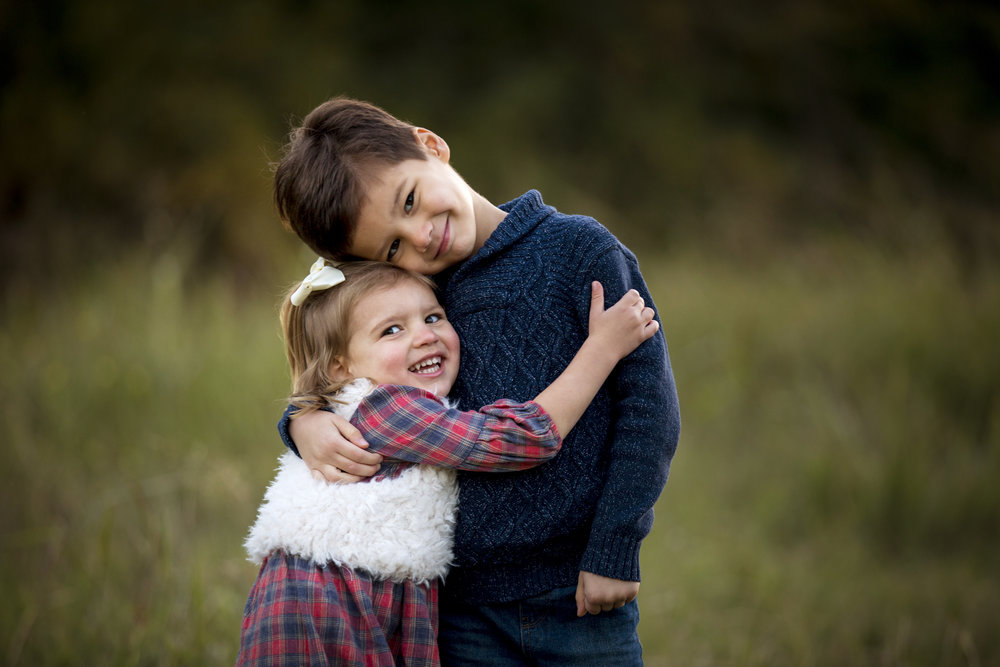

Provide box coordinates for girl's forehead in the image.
[399,278,439,299]
[349,279,441,334]
[365,278,439,307]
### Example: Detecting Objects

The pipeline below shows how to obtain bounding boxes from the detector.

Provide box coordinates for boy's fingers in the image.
[331,414,370,448]
[340,445,382,466]
[575,581,587,617]
[312,464,367,484]
[312,464,343,483]
[336,458,382,477]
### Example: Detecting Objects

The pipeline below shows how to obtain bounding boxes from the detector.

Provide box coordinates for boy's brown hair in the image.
[273,97,427,259]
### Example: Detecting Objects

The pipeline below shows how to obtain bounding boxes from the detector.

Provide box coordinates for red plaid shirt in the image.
[238,386,561,666]
[351,384,562,477]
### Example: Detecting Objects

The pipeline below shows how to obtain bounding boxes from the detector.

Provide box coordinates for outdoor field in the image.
[2,242,996,665]
[2,0,997,663]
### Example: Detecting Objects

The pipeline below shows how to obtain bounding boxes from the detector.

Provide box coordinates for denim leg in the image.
[438,595,525,666]
[522,585,643,666]
[439,585,643,666]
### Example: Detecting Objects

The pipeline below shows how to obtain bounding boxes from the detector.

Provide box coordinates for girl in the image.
[237,259,658,666]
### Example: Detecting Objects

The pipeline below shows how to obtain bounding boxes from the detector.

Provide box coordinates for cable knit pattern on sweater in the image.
[436,191,681,603]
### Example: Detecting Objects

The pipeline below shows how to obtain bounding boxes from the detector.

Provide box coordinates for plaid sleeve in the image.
[351,384,562,472]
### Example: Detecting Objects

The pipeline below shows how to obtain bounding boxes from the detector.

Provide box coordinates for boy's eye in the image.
[426,313,443,324]
[404,190,415,214]
[387,239,400,261]
[381,324,402,337]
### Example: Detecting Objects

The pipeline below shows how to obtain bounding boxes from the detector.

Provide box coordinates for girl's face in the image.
[337,279,460,396]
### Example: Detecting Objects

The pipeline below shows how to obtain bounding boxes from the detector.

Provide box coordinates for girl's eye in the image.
[404,190,415,214]
[387,239,400,261]
[426,313,443,324]
[381,325,402,337]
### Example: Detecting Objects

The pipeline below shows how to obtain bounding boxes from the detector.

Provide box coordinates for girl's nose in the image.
[412,323,439,346]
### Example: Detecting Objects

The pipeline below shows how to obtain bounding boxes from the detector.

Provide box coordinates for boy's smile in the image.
[336,279,460,396]
[348,129,502,275]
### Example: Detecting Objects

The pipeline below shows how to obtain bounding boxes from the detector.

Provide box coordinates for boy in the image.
[273,97,680,665]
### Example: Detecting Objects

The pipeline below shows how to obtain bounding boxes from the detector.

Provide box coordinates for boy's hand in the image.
[588,282,659,360]
[575,571,640,617]
[289,410,381,483]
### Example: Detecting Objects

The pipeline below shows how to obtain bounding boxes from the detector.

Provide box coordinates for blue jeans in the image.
[438,585,643,666]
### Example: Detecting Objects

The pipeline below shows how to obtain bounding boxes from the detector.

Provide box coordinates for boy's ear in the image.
[413,127,450,164]
[328,357,352,381]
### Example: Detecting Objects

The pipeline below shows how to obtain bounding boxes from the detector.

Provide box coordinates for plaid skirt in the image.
[237,551,440,666]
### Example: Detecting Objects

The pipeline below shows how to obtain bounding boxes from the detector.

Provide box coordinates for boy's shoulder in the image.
[443,191,640,305]
[498,190,624,256]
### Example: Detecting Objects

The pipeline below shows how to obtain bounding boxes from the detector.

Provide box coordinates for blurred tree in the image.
[1,0,997,289]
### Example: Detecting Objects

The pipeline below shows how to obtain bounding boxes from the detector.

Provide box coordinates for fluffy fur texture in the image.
[245,379,459,584]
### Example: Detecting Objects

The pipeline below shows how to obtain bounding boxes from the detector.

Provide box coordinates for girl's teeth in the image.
[410,357,442,374]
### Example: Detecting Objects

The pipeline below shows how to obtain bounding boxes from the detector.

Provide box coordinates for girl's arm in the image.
[533,281,657,438]
[351,282,658,470]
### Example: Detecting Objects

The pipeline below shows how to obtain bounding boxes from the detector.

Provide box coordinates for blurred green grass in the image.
[1,244,997,665]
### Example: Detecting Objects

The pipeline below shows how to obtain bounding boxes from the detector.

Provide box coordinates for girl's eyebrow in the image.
[364,311,401,336]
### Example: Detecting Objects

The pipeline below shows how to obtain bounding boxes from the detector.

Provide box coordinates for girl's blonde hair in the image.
[280,260,437,416]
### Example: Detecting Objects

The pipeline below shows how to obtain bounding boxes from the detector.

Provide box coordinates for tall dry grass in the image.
[1,243,996,665]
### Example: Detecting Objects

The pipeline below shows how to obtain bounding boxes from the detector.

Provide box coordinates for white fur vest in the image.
[244,379,459,584]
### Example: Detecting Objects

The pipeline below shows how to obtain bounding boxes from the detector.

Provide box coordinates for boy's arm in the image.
[278,404,382,482]
[576,245,681,587]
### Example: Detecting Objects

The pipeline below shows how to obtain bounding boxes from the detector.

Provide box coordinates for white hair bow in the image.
[290,258,346,306]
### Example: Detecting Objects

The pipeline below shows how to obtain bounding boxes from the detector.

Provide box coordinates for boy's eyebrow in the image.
[392,180,405,213]
[375,180,406,262]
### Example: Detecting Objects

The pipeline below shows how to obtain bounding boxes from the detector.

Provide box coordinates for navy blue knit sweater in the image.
[280,191,680,604]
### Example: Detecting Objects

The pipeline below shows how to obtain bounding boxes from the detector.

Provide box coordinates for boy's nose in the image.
[407,220,433,253]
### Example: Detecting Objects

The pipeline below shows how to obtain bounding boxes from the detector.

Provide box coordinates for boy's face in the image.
[337,279,460,396]
[348,133,481,275]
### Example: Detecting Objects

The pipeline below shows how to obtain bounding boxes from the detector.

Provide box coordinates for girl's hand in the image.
[289,410,382,483]
[531,282,658,437]
[587,282,659,361]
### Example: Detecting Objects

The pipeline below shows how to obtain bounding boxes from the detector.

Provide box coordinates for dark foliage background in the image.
[1,2,998,664]
[2,0,997,287]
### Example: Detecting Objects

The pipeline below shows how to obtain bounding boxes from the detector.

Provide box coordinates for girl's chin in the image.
[415,378,455,396]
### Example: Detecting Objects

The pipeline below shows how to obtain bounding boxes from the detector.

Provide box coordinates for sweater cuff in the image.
[277,403,301,458]
[579,532,643,582]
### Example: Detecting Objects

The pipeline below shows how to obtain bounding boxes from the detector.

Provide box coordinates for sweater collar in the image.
[434,191,553,288]
[450,190,552,276]
[490,190,551,252]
